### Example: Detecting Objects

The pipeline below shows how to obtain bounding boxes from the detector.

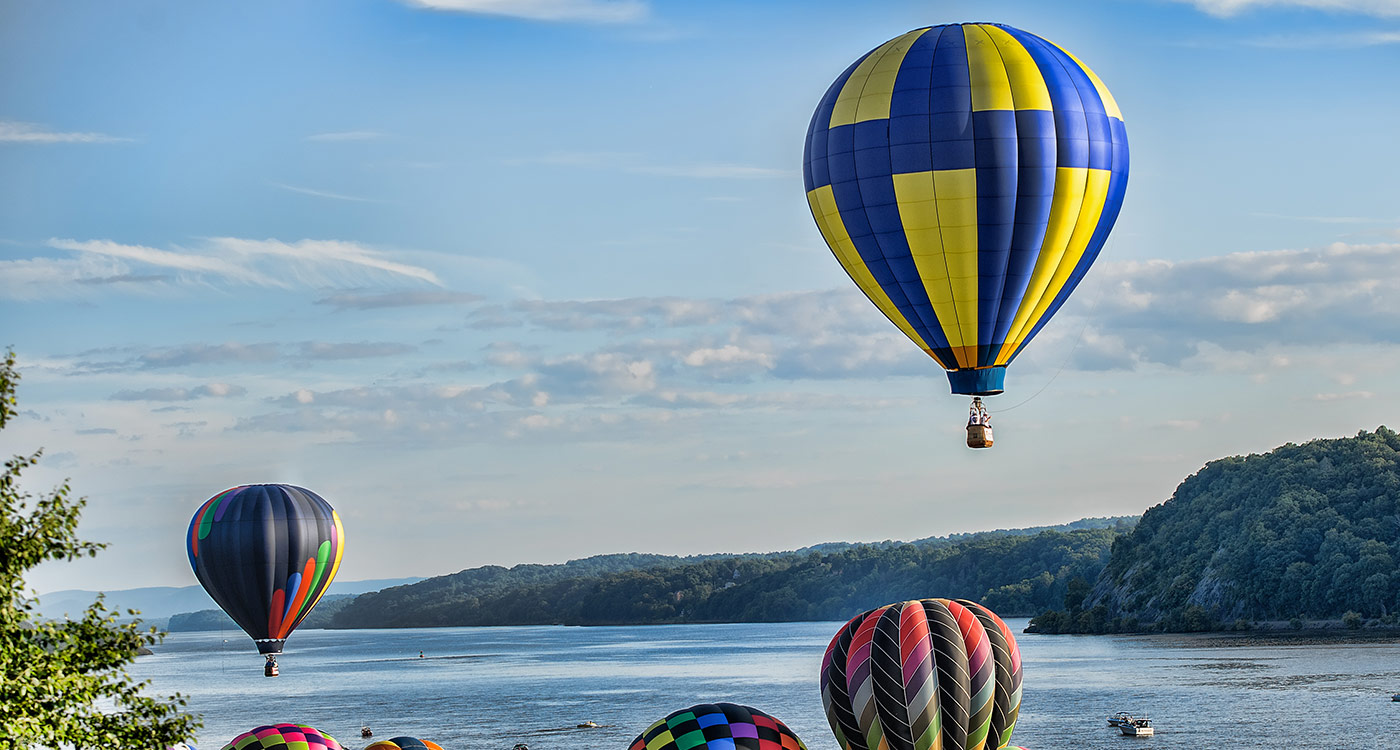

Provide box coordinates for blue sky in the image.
[3,0,1398,593]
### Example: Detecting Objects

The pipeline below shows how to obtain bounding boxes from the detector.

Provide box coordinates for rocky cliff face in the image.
[1077,427,1400,628]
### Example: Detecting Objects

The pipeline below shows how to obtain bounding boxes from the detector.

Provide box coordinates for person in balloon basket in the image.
[968,397,990,427]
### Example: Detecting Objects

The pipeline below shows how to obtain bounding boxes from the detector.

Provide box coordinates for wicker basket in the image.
[966,424,994,449]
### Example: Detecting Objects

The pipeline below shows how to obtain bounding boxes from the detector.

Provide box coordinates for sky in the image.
[3,0,1398,594]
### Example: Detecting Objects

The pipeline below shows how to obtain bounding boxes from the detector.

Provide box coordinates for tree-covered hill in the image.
[328,521,1132,628]
[1030,427,1400,633]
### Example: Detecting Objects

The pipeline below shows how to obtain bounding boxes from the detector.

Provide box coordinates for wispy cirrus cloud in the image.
[73,340,417,373]
[48,239,277,284]
[317,290,483,310]
[0,120,133,144]
[513,151,792,180]
[398,0,648,24]
[210,237,442,285]
[0,237,444,299]
[1243,29,1400,47]
[1168,0,1400,16]
[272,182,381,203]
[305,131,385,142]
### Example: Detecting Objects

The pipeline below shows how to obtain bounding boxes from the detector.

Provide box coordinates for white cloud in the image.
[0,120,132,144]
[296,341,417,360]
[48,238,276,284]
[110,383,248,401]
[399,0,647,23]
[211,237,442,285]
[70,341,418,372]
[1039,241,1400,372]
[1170,0,1400,16]
[317,291,483,310]
[1309,390,1375,401]
[4,237,445,298]
[682,344,775,370]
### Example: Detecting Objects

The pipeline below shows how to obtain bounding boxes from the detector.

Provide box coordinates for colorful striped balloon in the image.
[821,599,1022,750]
[187,484,345,657]
[220,724,341,750]
[803,23,1128,397]
[629,703,807,750]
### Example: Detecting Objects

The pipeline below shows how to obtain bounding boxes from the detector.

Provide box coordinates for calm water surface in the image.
[131,620,1400,749]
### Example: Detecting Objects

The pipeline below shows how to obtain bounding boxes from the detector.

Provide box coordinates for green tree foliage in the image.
[0,350,199,748]
[1030,428,1400,633]
[331,526,1125,628]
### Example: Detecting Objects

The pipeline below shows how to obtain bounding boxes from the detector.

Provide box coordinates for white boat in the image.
[1107,711,1134,727]
[1120,718,1154,736]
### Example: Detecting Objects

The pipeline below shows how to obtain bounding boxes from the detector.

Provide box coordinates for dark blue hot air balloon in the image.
[186,484,344,674]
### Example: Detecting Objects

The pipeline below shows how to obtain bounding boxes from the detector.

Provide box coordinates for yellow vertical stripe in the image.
[1052,43,1124,121]
[977,25,1052,110]
[994,168,1111,363]
[829,28,929,127]
[892,168,979,367]
[806,185,944,366]
[964,25,1014,112]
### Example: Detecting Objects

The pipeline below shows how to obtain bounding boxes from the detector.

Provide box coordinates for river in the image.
[130,620,1400,749]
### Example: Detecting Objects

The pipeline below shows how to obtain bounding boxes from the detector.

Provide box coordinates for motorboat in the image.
[1107,711,1134,727]
[1120,718,1154,737]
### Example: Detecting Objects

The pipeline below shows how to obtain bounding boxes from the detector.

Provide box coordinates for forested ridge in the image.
[326,519,1132,628]
[1030,427,1400,633]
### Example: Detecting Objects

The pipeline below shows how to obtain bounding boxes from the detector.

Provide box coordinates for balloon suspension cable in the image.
[989,239,1113,415]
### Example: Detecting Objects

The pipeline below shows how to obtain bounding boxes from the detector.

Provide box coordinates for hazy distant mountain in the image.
[35,577,423,620]
[326,518,1137,628]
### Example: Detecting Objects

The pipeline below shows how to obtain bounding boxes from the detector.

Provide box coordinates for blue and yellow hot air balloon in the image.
[803,23,1128,422]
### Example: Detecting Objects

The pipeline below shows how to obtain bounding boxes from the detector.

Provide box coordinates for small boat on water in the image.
[1120,718,1154,737]
[1107,711,1134,727]
[1392,693,1400,702]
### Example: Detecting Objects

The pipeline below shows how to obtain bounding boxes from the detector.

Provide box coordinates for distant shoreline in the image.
[1030,622,1400,644]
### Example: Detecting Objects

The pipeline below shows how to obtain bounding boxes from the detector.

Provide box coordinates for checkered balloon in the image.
[629,703,807,750]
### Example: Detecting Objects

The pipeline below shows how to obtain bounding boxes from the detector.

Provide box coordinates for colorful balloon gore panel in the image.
[219,724,342,750]
[821,599,1023,750]
[630,703,808,750]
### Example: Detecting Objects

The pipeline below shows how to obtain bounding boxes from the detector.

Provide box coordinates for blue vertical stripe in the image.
[972,108,1018,366]
[929,27,975,171]
[993,108,1056,354]
[1013,117,1129,359]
